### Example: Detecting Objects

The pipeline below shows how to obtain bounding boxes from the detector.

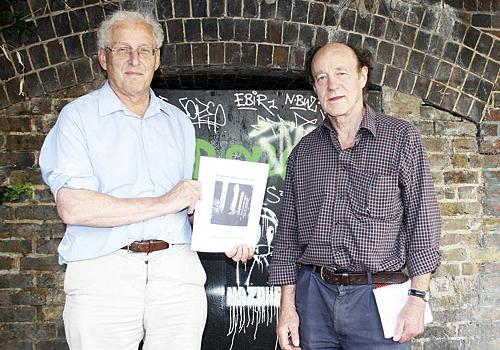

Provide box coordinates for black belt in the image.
[121,240,170,253]
[308,265,408,285]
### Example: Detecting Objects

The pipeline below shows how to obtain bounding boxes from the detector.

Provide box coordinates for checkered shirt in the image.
[268,105,442,286]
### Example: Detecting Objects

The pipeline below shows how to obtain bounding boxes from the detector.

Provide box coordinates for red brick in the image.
[192,43,208,66]
[480,123,498,137]
[5,135,46,152]
[479,139,500,153]
[266,20,282,44]
[209,43,224,65]
[273,46,289,68]
[0,256,16,270]
[483,108,500,121]
[0,117,31,132]
[291,47,305,70]
[257,44,273,67]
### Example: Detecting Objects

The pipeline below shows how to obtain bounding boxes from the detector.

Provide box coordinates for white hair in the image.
[97,10,164,48]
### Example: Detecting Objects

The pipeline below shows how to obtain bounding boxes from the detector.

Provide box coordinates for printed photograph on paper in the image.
[191,157,269,252]
[211,180,254,227]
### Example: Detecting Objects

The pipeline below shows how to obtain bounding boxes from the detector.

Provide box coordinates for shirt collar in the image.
[97,81,165,119]
[144,89,164,118]
[320,104,377,138]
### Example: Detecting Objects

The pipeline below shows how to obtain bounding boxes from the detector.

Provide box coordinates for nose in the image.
[128,50,140,66]
[327,76,339,90]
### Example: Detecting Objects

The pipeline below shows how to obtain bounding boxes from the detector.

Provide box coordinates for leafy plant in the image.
[0,182,33,204]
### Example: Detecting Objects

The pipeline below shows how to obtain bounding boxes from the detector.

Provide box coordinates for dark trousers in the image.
[295,266,411,350]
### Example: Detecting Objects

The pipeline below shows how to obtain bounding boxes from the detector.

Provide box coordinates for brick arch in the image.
[0,2,499,348]
[154,43,312,89]
[0,0,498,124]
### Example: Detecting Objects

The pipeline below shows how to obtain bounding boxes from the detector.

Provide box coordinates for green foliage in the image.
[0,182,33,204]
[0,0,36,43]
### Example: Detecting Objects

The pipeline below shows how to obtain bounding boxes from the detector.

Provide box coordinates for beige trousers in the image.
[63,245,207,350]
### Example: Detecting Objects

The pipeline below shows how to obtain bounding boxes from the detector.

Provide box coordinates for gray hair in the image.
[97,10,164,49]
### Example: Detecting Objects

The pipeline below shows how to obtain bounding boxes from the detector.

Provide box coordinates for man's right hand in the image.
[276,305,301,350]
[55,180,201,228]
[162,179,201,215]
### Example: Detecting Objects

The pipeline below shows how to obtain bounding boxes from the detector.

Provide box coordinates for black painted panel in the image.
[155,89,321,350]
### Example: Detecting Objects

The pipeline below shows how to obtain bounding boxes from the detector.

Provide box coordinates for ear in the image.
[154,48,160,71]
[360,66,368,88]
[98,48,108,71]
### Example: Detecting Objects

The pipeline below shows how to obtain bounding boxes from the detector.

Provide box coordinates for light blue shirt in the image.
[40,81,195,264]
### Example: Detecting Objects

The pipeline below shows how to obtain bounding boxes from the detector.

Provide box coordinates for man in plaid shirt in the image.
[268,43,441,350]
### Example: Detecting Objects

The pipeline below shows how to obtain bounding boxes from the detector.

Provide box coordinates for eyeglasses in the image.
[105,45,157,59]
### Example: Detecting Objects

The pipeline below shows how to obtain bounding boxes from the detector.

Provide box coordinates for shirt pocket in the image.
[348,170,402,220]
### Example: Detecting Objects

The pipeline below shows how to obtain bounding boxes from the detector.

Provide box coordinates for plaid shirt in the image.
[268,105,441,286]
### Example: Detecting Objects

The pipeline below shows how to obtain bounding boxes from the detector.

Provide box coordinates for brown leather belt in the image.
[121,240,169,253]
[311,266,408,285]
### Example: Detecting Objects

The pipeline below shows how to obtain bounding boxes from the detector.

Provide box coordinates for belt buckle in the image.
[341,272,349,285]
[319,266,326,281]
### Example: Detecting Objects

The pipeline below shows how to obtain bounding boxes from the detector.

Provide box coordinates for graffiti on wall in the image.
[157,89,322,350]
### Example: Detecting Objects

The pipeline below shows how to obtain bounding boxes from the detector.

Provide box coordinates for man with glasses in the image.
[40,10,253,350]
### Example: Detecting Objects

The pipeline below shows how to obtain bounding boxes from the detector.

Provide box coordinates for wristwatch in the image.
[408,289,430,302]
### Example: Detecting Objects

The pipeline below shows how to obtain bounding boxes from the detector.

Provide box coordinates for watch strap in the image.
[408,288,429,301]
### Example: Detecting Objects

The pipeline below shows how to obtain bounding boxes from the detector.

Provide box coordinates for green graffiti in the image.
[193,138,293,180]
[193,138,216,179]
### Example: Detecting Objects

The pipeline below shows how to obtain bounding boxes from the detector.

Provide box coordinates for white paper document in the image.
[373,280,433,338]
[191,157,269,252]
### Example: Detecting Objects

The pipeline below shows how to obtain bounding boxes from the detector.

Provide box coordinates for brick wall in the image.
[0,0,499,349]
[383,88,498,349]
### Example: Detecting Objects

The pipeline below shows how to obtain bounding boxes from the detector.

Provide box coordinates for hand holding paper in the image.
[164,179,201,215]
[392,294,426,343]
[224,244,255,263]
[372,280,433,340]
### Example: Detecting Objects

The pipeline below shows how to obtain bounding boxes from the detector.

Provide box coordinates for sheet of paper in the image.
[373,280,433,338]
[191,156,269,252]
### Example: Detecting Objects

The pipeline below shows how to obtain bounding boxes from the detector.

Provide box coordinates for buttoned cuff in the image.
[407,248,441,277]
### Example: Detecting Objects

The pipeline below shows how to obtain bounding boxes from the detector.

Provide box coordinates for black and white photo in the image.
[211,180,254,227]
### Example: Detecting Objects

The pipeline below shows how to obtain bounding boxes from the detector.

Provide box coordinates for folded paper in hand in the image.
[373,280,433,339]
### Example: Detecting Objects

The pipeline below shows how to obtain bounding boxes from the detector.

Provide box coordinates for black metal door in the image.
[155,89,321,350]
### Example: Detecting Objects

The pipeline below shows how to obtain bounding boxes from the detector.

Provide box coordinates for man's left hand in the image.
[225,245,254,263]
[392,296,426,343]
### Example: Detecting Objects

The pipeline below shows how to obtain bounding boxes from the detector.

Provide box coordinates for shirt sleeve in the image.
[39,104,99,200]
[400,127,442,277]
[268,149,302,285]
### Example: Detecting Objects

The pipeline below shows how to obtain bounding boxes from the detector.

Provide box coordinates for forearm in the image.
[410,273,431,291]
[56,188,173,227]
[280,284,297,311]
